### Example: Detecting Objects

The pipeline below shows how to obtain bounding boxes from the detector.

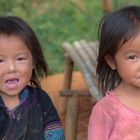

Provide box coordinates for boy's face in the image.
[106,33,140,91]
[0,35,34,104]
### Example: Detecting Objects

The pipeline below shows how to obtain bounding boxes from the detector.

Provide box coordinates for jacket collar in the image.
[0,86,29,111]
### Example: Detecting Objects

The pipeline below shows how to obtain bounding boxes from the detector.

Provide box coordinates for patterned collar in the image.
[0,86,29,111]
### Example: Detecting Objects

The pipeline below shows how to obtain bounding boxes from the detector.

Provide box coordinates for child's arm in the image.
[43,106,65,140]
[39,89,65,140]
[88,103,113,140]
[44,126,65,140]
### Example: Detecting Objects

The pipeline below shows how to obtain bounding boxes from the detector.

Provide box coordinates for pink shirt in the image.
[88,91,140,140]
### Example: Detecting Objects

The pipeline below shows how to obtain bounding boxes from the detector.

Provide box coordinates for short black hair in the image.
[0,16,48,87]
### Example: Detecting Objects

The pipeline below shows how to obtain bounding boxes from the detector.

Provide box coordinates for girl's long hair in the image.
[97,6,140,95]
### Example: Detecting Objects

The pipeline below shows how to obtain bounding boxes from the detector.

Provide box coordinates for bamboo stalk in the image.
[65,94,79,140]
[59,53,74,117]
[102,0,112,13]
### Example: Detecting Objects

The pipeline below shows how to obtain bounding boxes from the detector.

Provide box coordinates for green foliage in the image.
[113,0,140,9]
[0,0,140,74]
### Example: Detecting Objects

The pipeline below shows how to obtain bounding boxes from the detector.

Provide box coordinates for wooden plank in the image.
[65,95,79,140]
[59,54,74,116]
[60,89,90,96]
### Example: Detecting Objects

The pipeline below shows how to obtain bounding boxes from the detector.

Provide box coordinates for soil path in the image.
[41,71,95,140]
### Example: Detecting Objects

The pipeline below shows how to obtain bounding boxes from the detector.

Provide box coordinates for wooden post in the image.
[102,0,112,14]
[65,94,79,140]
[59,53,74,117]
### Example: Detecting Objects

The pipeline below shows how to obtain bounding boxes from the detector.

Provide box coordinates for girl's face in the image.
[106,33,140,91]
[0,35,34,103]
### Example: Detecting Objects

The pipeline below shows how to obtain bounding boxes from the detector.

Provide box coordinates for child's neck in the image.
[114,83,140,112]
[115,82,140,96]
[1,95,20,110]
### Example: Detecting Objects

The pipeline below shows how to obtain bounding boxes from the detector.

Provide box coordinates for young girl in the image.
[88,5,140,139]
[0,16,65,140]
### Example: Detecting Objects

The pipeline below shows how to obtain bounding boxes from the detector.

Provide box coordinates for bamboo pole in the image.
[63,42,100,100]
[102,0,112,13]
[65,94,79,140]
[58,54,74,117]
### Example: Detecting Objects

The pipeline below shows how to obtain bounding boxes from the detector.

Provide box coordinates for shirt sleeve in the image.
[44,127,65,140]
[38,89,65,140]
[88,102,113,140]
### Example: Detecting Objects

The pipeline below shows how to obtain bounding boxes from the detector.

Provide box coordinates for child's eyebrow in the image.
[15,52,30,56]
[0,54,6,57]
[0,52,31,57]
[123,49,140,54]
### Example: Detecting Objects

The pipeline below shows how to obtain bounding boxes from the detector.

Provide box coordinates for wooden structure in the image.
[59,40,100,140]
[59,2,112,140]
[103,0,112,13]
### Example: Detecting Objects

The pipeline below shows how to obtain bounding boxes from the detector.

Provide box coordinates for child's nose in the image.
[7,61,16,72]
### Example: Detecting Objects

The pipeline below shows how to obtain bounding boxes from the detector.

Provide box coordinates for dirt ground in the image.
[41,71,96,140]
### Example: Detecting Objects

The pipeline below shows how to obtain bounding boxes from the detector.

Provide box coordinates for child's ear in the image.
[104,55,116,70]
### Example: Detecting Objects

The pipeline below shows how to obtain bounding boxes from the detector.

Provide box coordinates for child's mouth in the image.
[5,78,19,89]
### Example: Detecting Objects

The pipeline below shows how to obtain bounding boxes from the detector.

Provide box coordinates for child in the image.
[88,5,140,139]
[0,16,65,140]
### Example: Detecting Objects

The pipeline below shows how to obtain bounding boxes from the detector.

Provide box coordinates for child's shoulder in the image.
[27,85,48,95]
[27,85,51,102]
[93,90,120,113]
[27,85,55,110]
[96,90,115,104]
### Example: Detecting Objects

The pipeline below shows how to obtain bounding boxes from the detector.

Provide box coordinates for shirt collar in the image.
[0,86,29,109]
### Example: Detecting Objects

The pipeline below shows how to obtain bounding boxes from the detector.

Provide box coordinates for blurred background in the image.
[1,0,140,74]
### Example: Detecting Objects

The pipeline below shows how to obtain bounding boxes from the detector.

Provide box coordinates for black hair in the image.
[97,5,140,95]
[0,16,48,87]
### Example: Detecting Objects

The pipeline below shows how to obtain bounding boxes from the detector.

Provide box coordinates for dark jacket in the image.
[0,86,61,140]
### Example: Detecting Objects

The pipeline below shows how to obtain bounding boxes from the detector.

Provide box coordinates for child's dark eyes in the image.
[17,57,26,61]
[0,59,4,63]
[128,55,138,60]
